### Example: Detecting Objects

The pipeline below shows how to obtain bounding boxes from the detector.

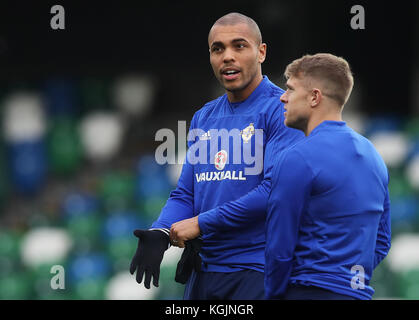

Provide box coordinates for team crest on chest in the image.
[214,150,228,170]
[240,123,255,143]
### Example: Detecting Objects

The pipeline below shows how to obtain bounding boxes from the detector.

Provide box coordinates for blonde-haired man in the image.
[265,53,391,300]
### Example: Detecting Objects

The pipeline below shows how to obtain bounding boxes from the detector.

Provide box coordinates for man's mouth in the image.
[221,68,241,81]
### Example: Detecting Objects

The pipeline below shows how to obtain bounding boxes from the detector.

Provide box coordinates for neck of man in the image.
[226,73,263,103]
[305,103,343,136]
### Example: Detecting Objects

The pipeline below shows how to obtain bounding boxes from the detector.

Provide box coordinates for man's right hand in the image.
[175,237,203,284]
[129,229,169,289]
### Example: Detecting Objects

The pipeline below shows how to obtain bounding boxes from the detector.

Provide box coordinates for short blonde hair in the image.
[285,53,354,106]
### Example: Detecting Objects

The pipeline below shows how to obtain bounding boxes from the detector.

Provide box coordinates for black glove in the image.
[175,237,203,284]
[129,229,169,289]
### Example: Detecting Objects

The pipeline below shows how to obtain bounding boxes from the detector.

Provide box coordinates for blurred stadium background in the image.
[0,1,418,299]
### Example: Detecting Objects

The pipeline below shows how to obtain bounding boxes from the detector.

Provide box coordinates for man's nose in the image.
[223,48,235,63]
[280,93,287,104]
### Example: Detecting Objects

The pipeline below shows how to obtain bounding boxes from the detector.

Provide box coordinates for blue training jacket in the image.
[151,76,304,272]
[265,121,391,300]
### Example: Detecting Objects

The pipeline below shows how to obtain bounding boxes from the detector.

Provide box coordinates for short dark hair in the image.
[209,12,262,45]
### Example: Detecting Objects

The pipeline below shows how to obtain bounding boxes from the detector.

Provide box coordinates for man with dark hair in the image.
[265,53,391,300]
[130,12,304,299]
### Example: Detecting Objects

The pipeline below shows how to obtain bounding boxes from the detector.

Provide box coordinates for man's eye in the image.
[236,43,245,49]
[212,47,222,52]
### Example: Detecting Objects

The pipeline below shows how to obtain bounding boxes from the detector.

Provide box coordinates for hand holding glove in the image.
[175,237,203,284]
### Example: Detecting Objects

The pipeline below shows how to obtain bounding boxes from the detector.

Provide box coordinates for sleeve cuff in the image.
[148,228,171,249]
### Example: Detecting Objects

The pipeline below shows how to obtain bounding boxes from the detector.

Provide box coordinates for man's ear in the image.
[258,43,267,63]
[311,88,322,107]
